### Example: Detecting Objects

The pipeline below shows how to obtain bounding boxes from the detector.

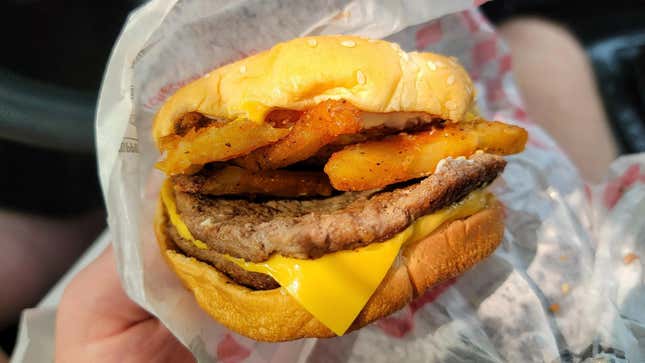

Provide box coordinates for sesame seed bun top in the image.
[152,35,475,145]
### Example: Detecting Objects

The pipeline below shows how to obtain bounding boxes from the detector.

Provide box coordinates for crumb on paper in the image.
[333,10,351,20]
[561,283,570,295]
[559,255,569,262]
[549,303,560,313]
[623,252,639,265]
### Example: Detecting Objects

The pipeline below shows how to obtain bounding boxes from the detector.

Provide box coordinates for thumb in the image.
[55,245,152,345]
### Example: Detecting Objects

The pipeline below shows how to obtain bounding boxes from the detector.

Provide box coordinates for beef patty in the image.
[172,152,506,263]
[166,222,280,290]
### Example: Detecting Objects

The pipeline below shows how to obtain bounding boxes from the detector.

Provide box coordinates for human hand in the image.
[55,246,195,363]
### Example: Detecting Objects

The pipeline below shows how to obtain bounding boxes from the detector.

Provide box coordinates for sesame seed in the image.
[435,60,445,68]
[446,75,455,85]
[449,56,459,63]
[239,65,247,74]
[390,43,399,51]
[368,38,377,43]
[400,51,409,61]
[356,70,366,84]
[273,87,282,97]
[203,73,211,79]
[307,39,317,47]
[341,40,356,47]
[426,61,437,71]
[445,100,457,109]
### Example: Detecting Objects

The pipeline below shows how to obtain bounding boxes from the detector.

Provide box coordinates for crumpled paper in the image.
[11,0,645,362]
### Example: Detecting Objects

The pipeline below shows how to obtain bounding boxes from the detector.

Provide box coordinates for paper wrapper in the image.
[12,0,645,362]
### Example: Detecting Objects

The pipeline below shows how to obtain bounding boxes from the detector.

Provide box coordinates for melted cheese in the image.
[161,182,208,249]
[360,111,436,129]
[162,180,489,336]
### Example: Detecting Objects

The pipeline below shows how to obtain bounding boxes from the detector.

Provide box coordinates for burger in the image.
[152,35,527,341]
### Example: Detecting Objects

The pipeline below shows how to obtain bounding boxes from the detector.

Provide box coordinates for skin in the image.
[0,209,104,330]
[499,17,618,182]
[54,246,195,363]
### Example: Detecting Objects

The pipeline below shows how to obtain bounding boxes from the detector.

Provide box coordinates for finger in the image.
[56,245,151,347]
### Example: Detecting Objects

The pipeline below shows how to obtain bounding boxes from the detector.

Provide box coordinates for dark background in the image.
[1,0,644,356]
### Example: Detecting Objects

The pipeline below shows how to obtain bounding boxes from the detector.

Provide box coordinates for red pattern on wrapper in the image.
[527,135,551,150]
[584,183,592,203]
[415,22,443,50]
[485,77,504,104]
[144,74,200,109]
[376,306,414,338]
[460,11,480,33]
[473,37,498,69]
[603,164,645,210]
[512,108,529,123]
[377,279,456,338]
[217,334,251,363]
[498,54,512,74]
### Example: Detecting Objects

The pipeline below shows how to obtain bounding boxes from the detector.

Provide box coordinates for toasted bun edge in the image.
[153,196,503,341]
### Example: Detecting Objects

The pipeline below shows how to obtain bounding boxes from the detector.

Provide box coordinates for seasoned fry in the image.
[235,100,362,171]
[173,165,333,197]
[169,112,227,138]
[157,118,289,175]
[324,120,528,191]
[297,121,443,167]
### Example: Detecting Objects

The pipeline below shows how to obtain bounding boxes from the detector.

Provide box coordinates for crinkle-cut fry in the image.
[235,100,362,171]
[157,118,289,175]
[172,165,333,197]
[324,120,528,191]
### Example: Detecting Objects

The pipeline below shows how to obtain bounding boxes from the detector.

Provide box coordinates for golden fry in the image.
[173,165,333,197]
[157,119,289,175]
[235,100,362,171]
[324,120,528,191]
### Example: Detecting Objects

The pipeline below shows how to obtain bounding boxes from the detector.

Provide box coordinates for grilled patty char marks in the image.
[172,166,333,198]
[173,152,506,262]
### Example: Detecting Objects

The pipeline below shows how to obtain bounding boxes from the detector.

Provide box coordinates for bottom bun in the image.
[154,197,504,342]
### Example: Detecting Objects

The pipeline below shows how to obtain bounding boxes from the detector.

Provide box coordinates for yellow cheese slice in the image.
[161,180,488,336]
[161,182,208,249]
